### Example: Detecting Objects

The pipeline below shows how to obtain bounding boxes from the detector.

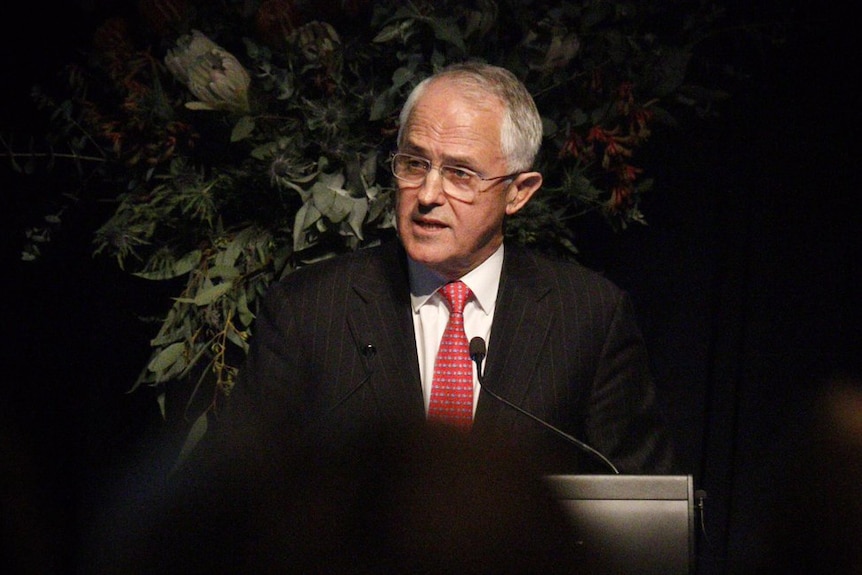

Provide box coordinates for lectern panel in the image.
[545,475,695,575]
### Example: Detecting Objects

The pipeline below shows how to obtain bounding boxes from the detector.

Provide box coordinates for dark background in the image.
[2,2,860,574]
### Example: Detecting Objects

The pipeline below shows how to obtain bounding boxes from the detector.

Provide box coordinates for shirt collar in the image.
[408,244,504,315]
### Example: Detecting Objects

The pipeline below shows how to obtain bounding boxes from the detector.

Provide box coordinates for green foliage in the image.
[5,0,734,421]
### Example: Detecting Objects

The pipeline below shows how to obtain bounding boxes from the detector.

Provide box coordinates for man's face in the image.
[395,79,535,279]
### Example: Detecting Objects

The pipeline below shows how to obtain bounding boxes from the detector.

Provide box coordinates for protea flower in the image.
[165,29,251,113]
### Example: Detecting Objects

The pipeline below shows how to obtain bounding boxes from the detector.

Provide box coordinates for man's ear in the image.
[505,171,543,215]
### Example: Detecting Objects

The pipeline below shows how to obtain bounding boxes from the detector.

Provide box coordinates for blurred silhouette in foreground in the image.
[747,374,862,574]
[89,423,604,574]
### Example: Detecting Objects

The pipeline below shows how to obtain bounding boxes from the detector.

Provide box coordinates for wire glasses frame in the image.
[390,152,520,203]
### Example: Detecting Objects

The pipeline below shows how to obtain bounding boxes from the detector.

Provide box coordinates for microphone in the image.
[362,343,377,362]
[325,342,376,415]
[469,337,620,474]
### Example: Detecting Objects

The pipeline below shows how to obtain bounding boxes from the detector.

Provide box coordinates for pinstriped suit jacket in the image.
[218,240,674,475]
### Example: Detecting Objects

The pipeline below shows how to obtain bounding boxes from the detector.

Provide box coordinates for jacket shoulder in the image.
[505,244,624,296]
[276,241,403,287]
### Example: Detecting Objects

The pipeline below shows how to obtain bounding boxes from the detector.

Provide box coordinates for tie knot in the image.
[440,281,471,314]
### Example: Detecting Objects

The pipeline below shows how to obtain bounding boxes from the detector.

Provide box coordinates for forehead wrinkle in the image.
[403,114,503,167]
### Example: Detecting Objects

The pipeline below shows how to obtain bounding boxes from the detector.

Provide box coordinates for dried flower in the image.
[287,20,344,96]
[165,30,251,113]
[543,27,580,71]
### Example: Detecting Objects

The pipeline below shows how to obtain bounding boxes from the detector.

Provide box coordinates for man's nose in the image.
[416,168,446,204]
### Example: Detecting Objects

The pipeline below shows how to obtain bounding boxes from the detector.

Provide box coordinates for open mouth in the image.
[415,219,447,230]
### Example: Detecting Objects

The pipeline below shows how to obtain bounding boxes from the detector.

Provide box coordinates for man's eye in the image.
[405,159,428,171]
[444,167,474,181]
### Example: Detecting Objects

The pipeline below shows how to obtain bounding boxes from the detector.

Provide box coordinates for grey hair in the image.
[397,62,543,173]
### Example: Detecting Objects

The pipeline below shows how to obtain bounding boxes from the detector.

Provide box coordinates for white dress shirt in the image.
[408,244,504,415]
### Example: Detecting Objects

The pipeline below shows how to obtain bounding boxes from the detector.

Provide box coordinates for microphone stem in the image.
[473,355,620,475]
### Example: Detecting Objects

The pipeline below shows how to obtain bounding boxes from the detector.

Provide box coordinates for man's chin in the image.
[402,242,455,275]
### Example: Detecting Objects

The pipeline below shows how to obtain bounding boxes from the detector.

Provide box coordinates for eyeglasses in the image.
[390,152,520,203]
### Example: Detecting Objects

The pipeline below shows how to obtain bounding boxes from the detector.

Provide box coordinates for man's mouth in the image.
[415,218,447,230]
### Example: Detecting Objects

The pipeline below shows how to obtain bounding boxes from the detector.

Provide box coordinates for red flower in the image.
[586,125,612,144]
[608,183,634,212]
[616,163,643,184]
[558,130,591,161]
[630,107,654,140]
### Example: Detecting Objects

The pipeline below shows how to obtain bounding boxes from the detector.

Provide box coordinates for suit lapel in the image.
[474,246,554,433]
[346,242,426,424]
[340,242,556,433]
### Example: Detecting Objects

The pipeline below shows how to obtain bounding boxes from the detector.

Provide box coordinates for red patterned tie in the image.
[428,281,474,429]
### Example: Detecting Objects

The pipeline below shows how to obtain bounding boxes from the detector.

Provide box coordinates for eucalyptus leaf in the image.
[217,228,258,267]
[184,101,217,110]
[207,264,241,280]
[312,184,354,223]
[133,250,202,280]
[174,249,203,276]
[171,411,208,474]
[225,323,249,352]
[369,89,395,121]
[293,202,322,252]
[391,66,415,88]
[250,141,278,160]
[346,198,368,239]
[231,115,256,142]
[193,281,233,306]
[237,288,255,327]
[361,152,379,185]
[372,20,410,43]
[147,341,186,375]
[430,18,467,53]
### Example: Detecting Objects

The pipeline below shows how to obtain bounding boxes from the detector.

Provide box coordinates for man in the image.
[208,61,673,476]
[95,61,673,574]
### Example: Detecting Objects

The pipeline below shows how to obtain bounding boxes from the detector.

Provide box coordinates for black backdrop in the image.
[2,2,860,574]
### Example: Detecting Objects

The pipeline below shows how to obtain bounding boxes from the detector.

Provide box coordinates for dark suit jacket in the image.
[212,239,673,476]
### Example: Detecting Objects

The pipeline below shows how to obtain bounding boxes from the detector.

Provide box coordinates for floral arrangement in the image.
[5,0,729,433]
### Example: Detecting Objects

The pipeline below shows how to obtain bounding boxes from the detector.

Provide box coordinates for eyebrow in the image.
[399,143,479,170]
